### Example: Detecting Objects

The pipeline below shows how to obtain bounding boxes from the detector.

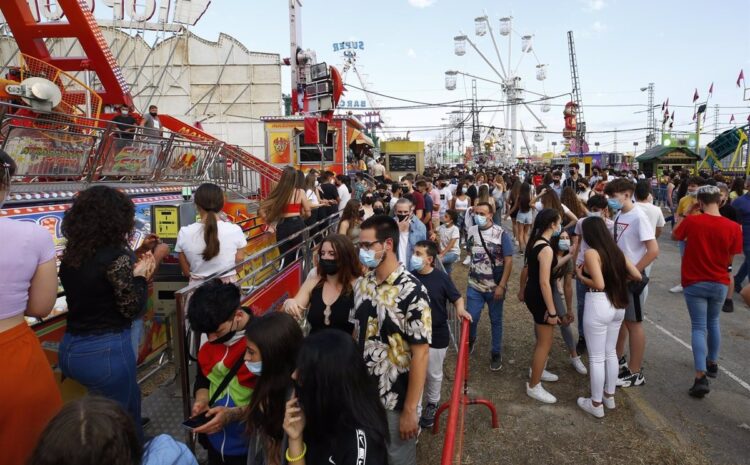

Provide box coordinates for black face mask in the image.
[396,213,409,222]
[149,111,158,116]
[209,320,237,345]
[358,210,365,218]
[373,207,385,215]
[363,196,373,205]
[319,258,339,275]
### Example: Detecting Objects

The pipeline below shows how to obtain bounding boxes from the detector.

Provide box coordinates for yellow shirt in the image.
[676,195,697,217]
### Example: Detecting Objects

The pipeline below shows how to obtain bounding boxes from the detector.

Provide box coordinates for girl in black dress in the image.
[282,234,361,335]
[518,209,562,404]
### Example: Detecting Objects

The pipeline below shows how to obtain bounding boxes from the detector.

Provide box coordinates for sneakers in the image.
[419,403,438,428]
[734,281,743,294]
[577,397,604,418]
[576,336,587,355]
[669,284,684,293]
[617,368,645,387]
[602,395,616,410]
[722,299,734,313]
[529,367,558,382]
[526,382,557,404]
[618,356,629,377]
[688,376,710,398]
[706,361,718,379]
[462,256,471,266]
[490,353,502,371]
[468,338,477,355]
[570,356,588,375]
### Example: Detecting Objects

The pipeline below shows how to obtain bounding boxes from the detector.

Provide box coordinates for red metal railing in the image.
[433,318,499,465]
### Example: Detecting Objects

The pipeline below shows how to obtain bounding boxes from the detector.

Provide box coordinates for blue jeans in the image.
[576,277,586,338]
[732,247,750,287]
[442,252,459,275]
[683,282,727,373]
[131,317,144,362]
[466,286,504,355]
[59,329,142,440]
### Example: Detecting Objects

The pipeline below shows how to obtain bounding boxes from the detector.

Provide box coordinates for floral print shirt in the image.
[352,264,432,411]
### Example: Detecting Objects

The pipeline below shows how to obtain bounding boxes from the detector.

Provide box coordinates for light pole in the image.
[640,83,655,148]
[633,142,639,164]
[552,141,557,155]
[594,141,600,152]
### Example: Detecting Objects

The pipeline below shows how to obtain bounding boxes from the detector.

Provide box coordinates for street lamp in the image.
[552,141,557,155]
[633,142,639,160]
[594,141,600,152]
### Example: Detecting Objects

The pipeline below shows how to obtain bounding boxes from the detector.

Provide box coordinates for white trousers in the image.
[423,347,448,405]
[583,292,625,402]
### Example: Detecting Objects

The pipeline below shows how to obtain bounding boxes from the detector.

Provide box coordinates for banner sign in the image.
[338,99,368,109]
[164,143,210,177]
[333,41,365,52]
[2,128,93,176]
[102,142,161,176]
[269,132,291,164]
[243,260,303,316]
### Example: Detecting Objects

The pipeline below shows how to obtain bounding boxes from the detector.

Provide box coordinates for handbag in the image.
[195,351,246,449]
[477,228,504,285]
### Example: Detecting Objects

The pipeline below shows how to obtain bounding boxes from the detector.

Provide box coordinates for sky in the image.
[189,0,750,155]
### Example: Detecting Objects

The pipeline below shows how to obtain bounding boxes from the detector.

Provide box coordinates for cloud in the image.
[408,0,436,8]
[582,0,606,11]
[592,21,607,33]
[407,48,417,58]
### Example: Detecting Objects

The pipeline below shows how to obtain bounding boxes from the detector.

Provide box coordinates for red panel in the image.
[1,0,132,106]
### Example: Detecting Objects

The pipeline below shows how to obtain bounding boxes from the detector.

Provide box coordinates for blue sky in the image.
[191,0,750,154]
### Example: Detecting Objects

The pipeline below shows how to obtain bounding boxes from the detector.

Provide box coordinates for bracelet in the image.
[547,313,558,318]
[285,442,307,462]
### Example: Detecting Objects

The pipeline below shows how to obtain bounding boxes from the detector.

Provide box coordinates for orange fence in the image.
[433,318,499,465]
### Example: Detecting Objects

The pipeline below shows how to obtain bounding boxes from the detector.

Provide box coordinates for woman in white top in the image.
[533,186,578,230]
[431,209,461,275]
[176,183,247,282]
[451,182,471,263]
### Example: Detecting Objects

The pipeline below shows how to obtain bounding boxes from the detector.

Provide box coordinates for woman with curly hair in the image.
[338,199,364,241]
[58,185,155,441]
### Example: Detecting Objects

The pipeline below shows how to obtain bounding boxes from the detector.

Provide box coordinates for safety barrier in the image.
[433,318,499,465]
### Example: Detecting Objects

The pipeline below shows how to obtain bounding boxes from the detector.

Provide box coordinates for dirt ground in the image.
[416,251,712,465]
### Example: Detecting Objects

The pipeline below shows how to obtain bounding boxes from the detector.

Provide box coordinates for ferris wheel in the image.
[445,14,552,161]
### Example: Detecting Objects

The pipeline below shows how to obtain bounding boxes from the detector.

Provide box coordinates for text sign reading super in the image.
[333,41,365,52]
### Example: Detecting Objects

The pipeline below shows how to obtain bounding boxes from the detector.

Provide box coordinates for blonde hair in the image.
[261,166,299,223]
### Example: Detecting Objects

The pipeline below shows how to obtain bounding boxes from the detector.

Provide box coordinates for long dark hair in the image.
[28,396,141,465]
[61,185,135,268]
[261,166,299,223]
[296,330,388,448]
[340,199,363,224]
[561,186,586,218]
[316,234,361,292]
[525,208,560,257]
[193,183,224,261]
[244,312,303,451]
[539,185,566,219]
[580,217,629,308]
[519,182,532,212]
[730,177,745,198]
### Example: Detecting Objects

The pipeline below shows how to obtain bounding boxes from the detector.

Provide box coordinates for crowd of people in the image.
[1,141,748,465]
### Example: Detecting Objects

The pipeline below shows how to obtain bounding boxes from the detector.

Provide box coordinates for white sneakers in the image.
[577,397,604,418]
[669,284,684,293]
[570,356,588,375]
[526,382,557,404]
[602,395,616,410]
[529,368,559,382]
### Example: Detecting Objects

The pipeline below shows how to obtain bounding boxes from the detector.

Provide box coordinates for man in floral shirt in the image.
[353,215,431,465]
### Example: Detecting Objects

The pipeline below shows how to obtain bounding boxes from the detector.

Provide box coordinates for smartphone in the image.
[181,412,210,431]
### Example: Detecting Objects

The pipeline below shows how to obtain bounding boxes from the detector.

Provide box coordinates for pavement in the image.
[619,228,750,465]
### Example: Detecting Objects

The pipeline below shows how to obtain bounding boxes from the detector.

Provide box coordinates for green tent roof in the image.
[635,145,700,162]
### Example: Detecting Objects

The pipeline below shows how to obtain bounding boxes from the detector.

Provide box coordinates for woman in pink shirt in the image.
[0,150,62,465]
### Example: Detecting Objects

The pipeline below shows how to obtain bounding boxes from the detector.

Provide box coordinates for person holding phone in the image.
[187,280,256,465]
[392,198,426,271]
[282,330,389,465]
[243,312,303,465]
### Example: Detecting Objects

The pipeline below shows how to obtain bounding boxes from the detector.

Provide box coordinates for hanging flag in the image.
[669,120,674,129]
[666,98,669,108]
[708,82,714,97]
[730,114,736,124]
[692,109,697,121]
[692,89,699,102]
[662,111,669,124]
[747,114,750,123]
[670,111,675,121]
[702,112,707,123]
[738,69,745,88]
[661,101,665,111]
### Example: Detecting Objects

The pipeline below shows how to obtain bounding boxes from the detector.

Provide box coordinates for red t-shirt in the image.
[411,191,426,213]
[673,213,742,288]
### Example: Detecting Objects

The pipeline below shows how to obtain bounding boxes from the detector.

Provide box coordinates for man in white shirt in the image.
[604,179,659,388]
[436,178,453,221]
[335,174,351,211]
[633,179,665,304]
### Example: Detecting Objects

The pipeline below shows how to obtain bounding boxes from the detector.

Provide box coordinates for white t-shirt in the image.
[175,220,247,277]
[577,189,591,204]
[337,184,351,211]
[437,187,453,216]
[635,202,665,233]
[574,216,615,266]
[389,196,399,212]
[398,230,409,265]
[305,188,319,205]
[438,224,460,255]
[613,206,655,265]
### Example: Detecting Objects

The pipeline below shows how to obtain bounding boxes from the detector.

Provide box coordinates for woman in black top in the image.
[518,208,562,404]
[282,234,361,335]
[58,186,155,441]
[283,330,388,465]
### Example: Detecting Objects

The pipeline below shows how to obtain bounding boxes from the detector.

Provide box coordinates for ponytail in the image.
[202,211,220,260]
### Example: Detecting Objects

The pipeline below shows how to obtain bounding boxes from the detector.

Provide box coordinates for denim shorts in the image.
[516,210,533,224]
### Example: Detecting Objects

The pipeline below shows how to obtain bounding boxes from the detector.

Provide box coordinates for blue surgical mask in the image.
[607,198,623,211]
[558,239,571,251]
[245,360,262,375]
[410,255,425,272]
[552,224,562,237]
[474,215,488,227]
[359,248,382,269]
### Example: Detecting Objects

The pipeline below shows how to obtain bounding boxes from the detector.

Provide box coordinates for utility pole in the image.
[645,82,655,148]
[613,128,618,153]
[713,104,720,138]
[471,79,480,158]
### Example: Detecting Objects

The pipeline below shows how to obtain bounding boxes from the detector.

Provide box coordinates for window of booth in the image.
[297,132,335,163]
